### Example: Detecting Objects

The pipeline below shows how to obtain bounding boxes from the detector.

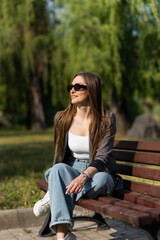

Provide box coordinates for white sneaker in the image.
[33,191,50,217]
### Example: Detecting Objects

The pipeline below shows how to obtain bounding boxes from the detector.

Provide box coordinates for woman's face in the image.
[70,75,90,106]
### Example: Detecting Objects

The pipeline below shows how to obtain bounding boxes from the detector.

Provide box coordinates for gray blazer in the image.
[53,111,118,174]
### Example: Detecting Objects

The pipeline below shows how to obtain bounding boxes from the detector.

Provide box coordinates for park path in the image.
[0,217,151,240]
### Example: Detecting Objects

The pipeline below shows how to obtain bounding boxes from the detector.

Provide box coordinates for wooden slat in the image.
[77,198,152,226]
[117,164,160,181]
[124,180,160,198]
[114,140,160,152]
[113,150,160,165]
[112,190,160,209]
[98,197,160,221]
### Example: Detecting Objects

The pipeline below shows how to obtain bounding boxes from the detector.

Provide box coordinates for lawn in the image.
[0,128,54,210]
[0,128,160,210]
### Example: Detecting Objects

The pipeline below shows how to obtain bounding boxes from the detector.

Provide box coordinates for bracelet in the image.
[81,172,89,181]
[85,170,91,178]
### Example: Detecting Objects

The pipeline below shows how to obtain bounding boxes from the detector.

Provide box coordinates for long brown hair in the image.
[54,71,112,162]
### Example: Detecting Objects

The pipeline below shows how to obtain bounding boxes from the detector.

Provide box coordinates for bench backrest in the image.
[113,140,160,198]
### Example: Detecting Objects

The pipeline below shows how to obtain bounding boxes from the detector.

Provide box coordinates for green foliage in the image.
[129,0,160,102]
[0,0,160,126]
[0,0,55,125]
[54,0,124,104]
[54,0,160,121]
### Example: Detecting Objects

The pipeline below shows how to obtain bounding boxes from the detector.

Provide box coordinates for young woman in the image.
[33,71,118,240]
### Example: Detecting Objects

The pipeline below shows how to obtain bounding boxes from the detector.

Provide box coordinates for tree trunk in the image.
[108,91,129,136]
[109,102,129,136]
[28,75,46,130]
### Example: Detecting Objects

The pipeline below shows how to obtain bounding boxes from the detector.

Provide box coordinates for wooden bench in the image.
[37,140,160,240]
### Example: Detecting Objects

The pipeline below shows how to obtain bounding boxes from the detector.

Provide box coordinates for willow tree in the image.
[0,0,55,129]
[54,0,160,133]
[1,0,160,132]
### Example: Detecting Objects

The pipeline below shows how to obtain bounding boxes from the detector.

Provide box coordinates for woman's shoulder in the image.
[54,111,62,118]
[103,108,116,134]
[54,111,63,124]
[109,111,116,124]
[104,108,116,121]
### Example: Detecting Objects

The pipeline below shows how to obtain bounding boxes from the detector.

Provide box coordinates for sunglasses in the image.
[67,83,87,92]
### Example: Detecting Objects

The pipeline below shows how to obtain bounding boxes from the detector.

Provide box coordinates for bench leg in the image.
[141,222,160,240]
[73,212,110,230]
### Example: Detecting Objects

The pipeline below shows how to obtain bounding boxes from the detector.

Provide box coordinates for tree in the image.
[53,0,160,133]
[0,0,55,129]
[1,0,160,133]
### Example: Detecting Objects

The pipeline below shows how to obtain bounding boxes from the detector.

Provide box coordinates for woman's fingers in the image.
[66,181,77,193]
[74,186,82,193]
[66,181,83,194]
[66,175,86,194]
[66,183,74,194]
[69,187,82,194]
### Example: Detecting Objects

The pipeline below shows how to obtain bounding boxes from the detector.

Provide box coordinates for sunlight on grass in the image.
[0,128,54,209]
[0,128,54,146]
[0,173,45,209]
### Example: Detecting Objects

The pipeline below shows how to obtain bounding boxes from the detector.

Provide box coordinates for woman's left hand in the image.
[66,174,86,194]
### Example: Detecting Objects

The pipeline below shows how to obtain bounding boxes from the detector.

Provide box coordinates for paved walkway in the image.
[0,218,154,240]
[0,206,160,240]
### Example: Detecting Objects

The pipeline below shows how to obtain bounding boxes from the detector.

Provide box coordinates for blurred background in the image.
[0,0,160,210]
[0,0,160,134]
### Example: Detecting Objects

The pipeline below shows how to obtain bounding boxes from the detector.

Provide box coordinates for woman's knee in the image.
[51,163,68,175]
[92,172,114,193]
[84,172,114,198]
[92,172,110,190]
[47,163,68,183]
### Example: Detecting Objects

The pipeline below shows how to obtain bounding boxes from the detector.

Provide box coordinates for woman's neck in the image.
[76,105,91,120]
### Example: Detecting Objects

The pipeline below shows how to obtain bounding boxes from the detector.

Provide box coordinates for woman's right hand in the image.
[65,174,87,195]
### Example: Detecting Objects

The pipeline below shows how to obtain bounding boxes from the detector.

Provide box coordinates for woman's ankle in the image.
[56,224,68,239]
[57,233,67,240]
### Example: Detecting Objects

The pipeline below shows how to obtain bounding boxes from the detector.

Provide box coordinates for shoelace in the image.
[41,195,50,209]
[41,200,50,208]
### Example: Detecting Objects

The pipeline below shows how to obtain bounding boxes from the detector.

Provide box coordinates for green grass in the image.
[0,128,54,210]
[0,128,160,210]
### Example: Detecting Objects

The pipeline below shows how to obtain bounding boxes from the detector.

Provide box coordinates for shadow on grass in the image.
[0,127,53,137]
[0,141,54,178]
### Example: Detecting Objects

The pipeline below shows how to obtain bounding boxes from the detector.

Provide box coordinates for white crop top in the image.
[68,131,89,160]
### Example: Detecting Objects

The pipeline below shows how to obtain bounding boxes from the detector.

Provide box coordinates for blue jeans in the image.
[45,157,115,232]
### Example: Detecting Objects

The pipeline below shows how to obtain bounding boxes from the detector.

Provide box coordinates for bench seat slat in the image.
[124,180,160,198]
[113,190,160,209]
[77,198,152,226]
[37,179,160,209]
[117,164,160,181]
[113,150,160,165]
[37,178,160,200]
[114,140,160,152]
[98,196,160,221]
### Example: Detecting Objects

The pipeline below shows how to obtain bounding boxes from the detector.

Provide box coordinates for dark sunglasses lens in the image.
[67,85,72,92]
[67,83,86,92]
[74,84,81,91]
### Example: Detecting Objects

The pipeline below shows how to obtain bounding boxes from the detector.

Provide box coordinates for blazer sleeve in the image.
[89,111,117,173]
[54,111,61,124]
